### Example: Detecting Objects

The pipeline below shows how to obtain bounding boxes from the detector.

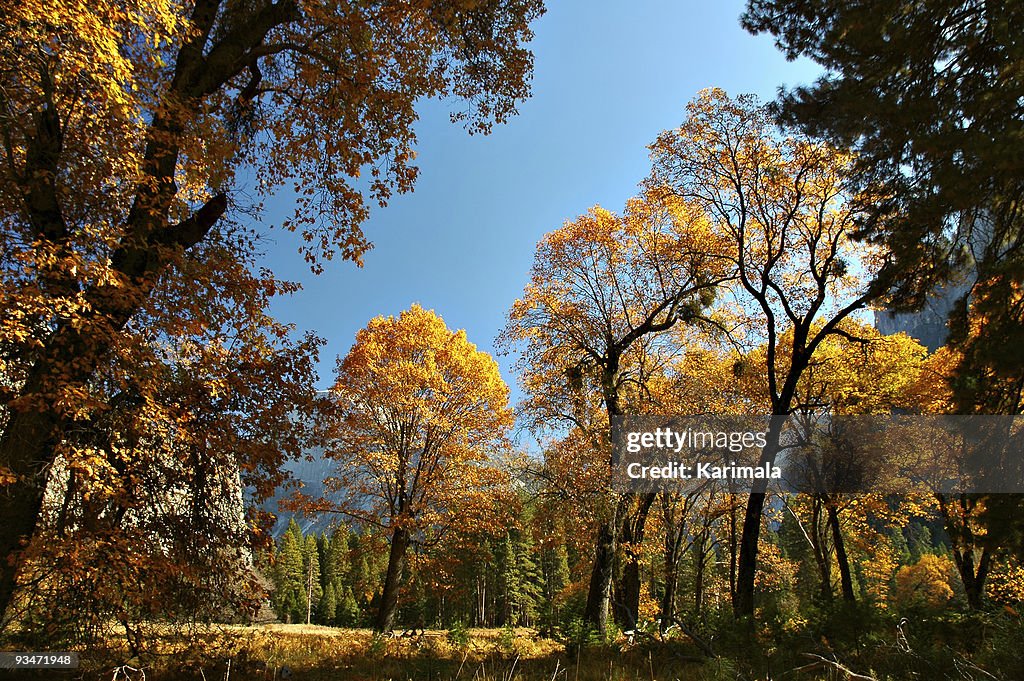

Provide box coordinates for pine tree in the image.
[351,553,371,606]
[539,541,570,635]
[272,519,308,624]
[496,535,516,626]
[338,585,361,626]
[742,0,1024,418]
[324,524,352,591]
[496,530,543,627]
[302,534,323,624]
[513,531,543,627]
[348,532,386,615]
[317,533,331,593]
[319,582,338,625]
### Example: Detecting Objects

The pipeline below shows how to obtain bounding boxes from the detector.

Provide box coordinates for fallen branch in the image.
[671,616,716,659]
[796,653,876,681]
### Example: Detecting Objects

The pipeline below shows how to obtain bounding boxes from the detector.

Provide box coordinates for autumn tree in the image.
[501,195,732,635]
[648,89,878,618]
[0,0,543,620]
[627,323,748,633]
[3,240,329,643]
[744,0,1024,570]
[326,305,514,632]
[743,0,1023,415]
[784,324,929,602]
[894,554,957,611]
[905,349,1006,608]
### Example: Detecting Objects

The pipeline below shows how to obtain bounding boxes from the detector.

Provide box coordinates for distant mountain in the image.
[260,444,344,538]
[874,279,970,352]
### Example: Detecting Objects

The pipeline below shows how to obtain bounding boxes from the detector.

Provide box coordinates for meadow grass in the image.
[4,615,1020,681]
[2,625,727,681]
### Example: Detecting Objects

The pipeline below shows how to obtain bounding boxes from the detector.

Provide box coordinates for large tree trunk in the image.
[0,4,233,619]
[0,318,126,621]
[584,514,617,636]
[0,194,225,622]
[660,495,687,632]
[614,492,655,630]
[0,411,55,622]
[733,491,765,617]
[375,527,411,632]
[585,358,625,637]
[734,419,785,617]
[827,504,855,602]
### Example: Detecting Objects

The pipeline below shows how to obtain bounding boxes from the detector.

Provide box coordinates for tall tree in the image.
[741,0,1024,416]
[327,305,514,632]
[272,519,307,624]
[9,241,329,639]
[785,323,929,602]
[501,196,732,635]
[302,534,323,625]
[742,0,1022,299]
[323,524,352,595]
[648,89,877,617]
[0,0,543,619]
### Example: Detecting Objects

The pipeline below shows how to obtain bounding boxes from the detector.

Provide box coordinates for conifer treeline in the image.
[267,494,1002,635]
[267,512,572,630]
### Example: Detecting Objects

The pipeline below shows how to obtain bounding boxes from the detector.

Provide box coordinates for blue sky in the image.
[258,0,821,405]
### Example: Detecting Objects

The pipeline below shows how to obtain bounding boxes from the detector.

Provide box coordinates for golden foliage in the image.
[894,554,957,610]
[0,0,544,627]
[327,304,514,538]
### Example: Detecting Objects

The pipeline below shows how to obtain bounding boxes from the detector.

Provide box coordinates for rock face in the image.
[874,280,971,351]
[263,444,342,538]
[875,211,992,351]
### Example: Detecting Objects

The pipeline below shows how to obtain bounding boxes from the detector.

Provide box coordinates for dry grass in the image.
[20,625,707,681]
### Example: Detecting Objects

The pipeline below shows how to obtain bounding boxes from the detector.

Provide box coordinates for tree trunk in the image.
[584,514,617,636]
[811,498,833,603]
[954,545,991,610]
[0,194,226,621]
[827,504,855,602]
[614,492,655,630]
[375,527,411,632]
[734,418,785,617]
[733,491,765,617]
[938,493,992,610]
[728,495,737,603]
[661,522,681,632]
[0,345,101,621]
[693,530,708,622]
[661,554,678,634]
[0,411,54,621]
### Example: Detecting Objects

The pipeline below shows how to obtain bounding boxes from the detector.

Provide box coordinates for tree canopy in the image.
[742,0,1024,414]
[0,0,543,624]
[328,304,514,631]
